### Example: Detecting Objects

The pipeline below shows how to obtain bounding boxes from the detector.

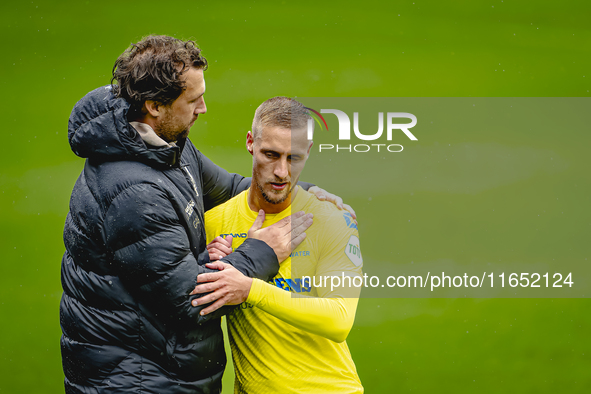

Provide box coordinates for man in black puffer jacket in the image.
[60,35,314,393]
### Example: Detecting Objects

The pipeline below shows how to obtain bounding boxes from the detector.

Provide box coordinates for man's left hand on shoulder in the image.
[308,186,356,220]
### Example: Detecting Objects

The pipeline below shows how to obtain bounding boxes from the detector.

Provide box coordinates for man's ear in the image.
[246,131,254,155]
[144,100,161,118]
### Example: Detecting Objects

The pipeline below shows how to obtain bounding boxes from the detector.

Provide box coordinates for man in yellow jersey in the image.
[191,97,364,393]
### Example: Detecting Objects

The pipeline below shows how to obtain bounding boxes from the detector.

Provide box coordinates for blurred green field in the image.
[1,0,590,393]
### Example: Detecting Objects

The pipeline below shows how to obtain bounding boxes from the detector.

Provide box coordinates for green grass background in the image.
[1,0,590,392]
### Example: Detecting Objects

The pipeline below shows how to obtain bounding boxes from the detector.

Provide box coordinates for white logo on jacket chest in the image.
[185,200,201,229]
[185,200,195,218]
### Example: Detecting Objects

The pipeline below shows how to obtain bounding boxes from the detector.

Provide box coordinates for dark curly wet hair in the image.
[111,35,208,118]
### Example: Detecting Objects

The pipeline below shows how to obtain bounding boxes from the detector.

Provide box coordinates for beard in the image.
[255,177,296,205]
[154,109,191,143]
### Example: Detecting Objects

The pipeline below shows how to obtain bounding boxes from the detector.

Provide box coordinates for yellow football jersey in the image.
[205,186,364,394]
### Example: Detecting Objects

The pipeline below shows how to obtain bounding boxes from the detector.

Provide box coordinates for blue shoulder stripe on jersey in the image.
[343,212,357,230]
[273,278,311,293]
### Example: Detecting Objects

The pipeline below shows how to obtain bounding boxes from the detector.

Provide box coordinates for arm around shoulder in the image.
[103,182,234,324]
[197,150,250,211]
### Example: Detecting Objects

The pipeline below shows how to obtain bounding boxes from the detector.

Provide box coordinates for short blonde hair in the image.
[252,97,311,141]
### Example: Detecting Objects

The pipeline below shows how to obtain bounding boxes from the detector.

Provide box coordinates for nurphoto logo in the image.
[306,107,418,153]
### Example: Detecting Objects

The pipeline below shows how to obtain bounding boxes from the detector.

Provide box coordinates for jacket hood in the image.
[68,86,181,168]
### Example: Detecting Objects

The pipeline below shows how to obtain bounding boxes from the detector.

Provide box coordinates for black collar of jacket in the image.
[138,138,186,170]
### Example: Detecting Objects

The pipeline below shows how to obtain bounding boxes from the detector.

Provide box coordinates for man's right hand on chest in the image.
[247,210,313,262]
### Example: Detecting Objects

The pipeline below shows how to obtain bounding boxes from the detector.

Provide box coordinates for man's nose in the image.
[196,98,207,114]
[274,158,289,179]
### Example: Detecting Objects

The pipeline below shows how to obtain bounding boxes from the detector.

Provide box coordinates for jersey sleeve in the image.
[245,209,363,343]
[308,211,363,299]
[246,278,358,343]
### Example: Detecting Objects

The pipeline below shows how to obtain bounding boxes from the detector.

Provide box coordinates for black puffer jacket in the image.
[60,86,279,393]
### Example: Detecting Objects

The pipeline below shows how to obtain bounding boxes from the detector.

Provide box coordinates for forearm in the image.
[105,183,236,325]
[221,238,279,281]
[246,279,358,343]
